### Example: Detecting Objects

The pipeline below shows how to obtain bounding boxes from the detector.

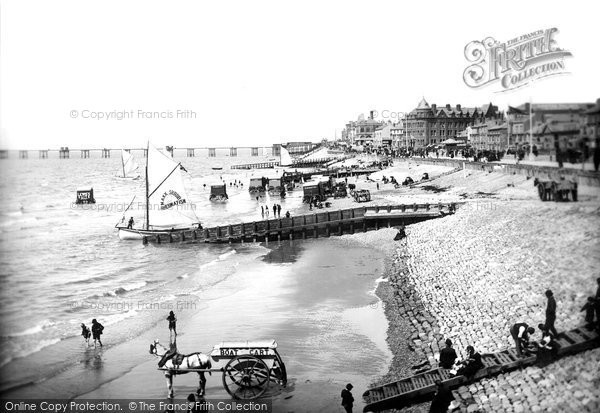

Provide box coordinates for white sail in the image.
[280,146,293,166]
[146,145,199,229]
[121,150,139,177]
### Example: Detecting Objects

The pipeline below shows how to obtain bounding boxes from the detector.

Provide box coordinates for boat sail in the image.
[117,144,201,240]
[116,149,140,179]
[279,146,293,167]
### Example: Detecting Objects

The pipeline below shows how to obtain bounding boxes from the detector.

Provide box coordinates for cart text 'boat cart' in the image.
[156,340,287,400]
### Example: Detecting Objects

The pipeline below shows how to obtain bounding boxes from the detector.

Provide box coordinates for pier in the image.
[139,202,458,245]
[0,146,275,159]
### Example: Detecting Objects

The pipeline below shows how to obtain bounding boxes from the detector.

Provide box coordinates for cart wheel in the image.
[222,355,270,400]
[271,356,287,387]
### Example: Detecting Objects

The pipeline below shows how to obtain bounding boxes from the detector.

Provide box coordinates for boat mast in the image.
[122,150,126,178]
[145,143,150,230]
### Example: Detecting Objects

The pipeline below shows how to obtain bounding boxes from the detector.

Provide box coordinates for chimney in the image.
[431,104,437,112]
[456,104,461,111]
[369,110,374,120]
[446,104,451,110]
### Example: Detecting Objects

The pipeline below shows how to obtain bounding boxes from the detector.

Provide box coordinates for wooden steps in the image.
[362,326,600,412]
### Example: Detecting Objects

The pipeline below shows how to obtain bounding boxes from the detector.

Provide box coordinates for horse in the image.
[149,339,212,398]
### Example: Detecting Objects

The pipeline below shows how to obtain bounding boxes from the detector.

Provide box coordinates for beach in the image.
[0,151,398,411]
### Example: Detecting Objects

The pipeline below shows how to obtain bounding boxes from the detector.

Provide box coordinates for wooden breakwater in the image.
[141,203,459,245]
[231,161,280,170]
[230,157,346,170]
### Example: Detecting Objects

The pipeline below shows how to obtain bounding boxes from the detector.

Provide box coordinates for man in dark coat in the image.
[429,380,454,413]
[341,383,354,413]
[456,346,483,379]
[510,323,535,357]
[545,289,558,337]
[439,338,457,369]
[91,319,104,347]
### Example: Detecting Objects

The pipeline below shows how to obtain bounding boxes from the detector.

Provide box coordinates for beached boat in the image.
[362,326,600,412]
[117,144,201,240]
[115,149,140,179]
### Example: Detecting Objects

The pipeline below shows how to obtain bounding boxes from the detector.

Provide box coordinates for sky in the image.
[0,0,598,149]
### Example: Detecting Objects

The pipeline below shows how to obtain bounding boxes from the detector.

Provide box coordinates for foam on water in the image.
[0,337,62,368]
[2,320,54,338]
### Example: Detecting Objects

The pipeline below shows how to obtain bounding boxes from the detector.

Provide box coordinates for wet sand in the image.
[70,233,396,412]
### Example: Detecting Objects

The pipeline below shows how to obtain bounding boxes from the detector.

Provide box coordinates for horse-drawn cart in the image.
[151,339,287,400]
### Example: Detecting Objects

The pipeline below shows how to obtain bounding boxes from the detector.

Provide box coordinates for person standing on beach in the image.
[91,319,104,347]
[167,311,177,339]
[261,206,264,218]
[341,383,354,413]
[273,204,277,217]
[277,204,281,217]
[545,289,558,337]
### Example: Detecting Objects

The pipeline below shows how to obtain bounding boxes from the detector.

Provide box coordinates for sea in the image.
[0,149,392,409]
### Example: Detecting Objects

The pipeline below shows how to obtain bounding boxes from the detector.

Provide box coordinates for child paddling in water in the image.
[167,311,177,340]
[81,323,91,346]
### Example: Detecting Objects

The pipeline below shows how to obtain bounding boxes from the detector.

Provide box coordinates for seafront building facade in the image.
[405,98,499,149]
[338,97,599,156]
[507,102,594,153]
[342,111,385,147]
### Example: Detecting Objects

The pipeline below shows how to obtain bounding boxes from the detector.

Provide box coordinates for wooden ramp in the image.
[362,326,600,412]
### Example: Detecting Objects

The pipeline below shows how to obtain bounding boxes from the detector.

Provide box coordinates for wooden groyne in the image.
[140,203,459,245]
[231,161,280,170]
[230,157,346,170]
[362,326,600,412]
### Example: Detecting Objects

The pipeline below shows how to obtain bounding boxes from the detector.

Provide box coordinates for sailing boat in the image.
[117,143,201,240]
[279,146,293,167]
[116,149,141,179]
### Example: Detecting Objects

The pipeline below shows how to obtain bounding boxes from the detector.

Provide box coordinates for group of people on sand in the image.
[429,280,600,413]
[80,310,178,348]
[80,319,104,347]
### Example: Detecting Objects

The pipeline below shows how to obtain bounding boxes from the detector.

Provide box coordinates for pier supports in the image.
[230,147,237,157]
[251,147,259,156]
[39,150,48,159]
[102,149,110,158]
[81,150,90,158]
[19,150,28,159]
[187,148,195,157]
[59,147,70,158]
[209,148,216,157]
